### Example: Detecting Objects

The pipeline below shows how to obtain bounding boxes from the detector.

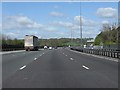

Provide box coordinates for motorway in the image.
[2,48,118,88]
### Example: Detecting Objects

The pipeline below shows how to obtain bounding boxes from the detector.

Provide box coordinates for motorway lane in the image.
[63,49,118,87]
[2,49,49,81]
[3,48,118,88]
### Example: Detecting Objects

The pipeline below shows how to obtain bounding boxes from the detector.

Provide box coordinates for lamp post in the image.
[71,28,73,44]
[80,2,83,47]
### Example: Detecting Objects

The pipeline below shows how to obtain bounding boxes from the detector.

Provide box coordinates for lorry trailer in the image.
[24,35,39,51]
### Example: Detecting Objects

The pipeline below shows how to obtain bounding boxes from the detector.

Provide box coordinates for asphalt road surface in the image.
[2,48,118,88]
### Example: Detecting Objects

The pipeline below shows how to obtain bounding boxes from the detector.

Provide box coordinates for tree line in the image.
[39,38,93,47]
[2,34,24,50]
[94,23,120,47]
[1,34,93,50]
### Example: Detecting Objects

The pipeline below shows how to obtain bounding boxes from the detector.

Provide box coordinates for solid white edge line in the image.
[82,65,89,70]
[0,50,25,55]
[20,65,26,70]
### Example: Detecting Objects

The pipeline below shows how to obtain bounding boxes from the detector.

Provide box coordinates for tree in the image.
[94,23,119,46]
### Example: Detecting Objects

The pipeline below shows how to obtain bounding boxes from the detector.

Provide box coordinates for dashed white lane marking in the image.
[34,58,37,60]
[70,58,74,60]
[82,65,89,70]
[20,65,26,70]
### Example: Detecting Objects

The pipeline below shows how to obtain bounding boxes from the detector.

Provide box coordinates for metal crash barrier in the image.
[71,47,120,59]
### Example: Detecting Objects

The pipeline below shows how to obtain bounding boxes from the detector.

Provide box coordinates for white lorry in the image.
[24,35,39,51]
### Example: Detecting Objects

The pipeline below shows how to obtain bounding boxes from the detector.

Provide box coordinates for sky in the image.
[2,2,118,39]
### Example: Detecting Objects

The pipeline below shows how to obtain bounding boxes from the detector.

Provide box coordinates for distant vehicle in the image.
[44,46,48,49]
[49,47,52,50]
[54,46,57,49]
[24,35,39,51]
[83,45,86,48]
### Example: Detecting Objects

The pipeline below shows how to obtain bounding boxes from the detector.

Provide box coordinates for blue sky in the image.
[2,2,118,39]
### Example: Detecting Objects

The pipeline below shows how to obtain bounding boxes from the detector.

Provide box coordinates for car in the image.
[49,47,52,50]
[54,46,57,49]
[44,46,48,49]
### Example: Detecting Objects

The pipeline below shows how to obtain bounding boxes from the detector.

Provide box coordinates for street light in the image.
[80,2,83,47]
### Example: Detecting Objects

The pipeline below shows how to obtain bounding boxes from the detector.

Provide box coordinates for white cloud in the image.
[73,27,100,38]
[3,15,44,30]
[51,21,74,29]
[97,7,117,18]
[53,5,60,9]
[44,26,58,32]
[102,20,110,24]
[51,17,97,32]
[2,14,102,39]
[71,25,80,30]
[0,23,2,31]
[58,21,73,28]
[6,32,19,39]
[0,24,1,28]
[50,11,64,17]
[74,16,98,26]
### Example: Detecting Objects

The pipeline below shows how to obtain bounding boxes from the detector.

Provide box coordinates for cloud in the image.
[102,20,110,24]
[58,21,73,28]
[51,16,97,32]
[97,7,117,18]
[3,15,44,30]
[53,5,60,9]
[51,21,73,29]
[5,32,20,39]
[73,27,100,38]
[2,14,102,39]
[50,11,64,17]
[71,25,80,30]
[74,16,98,26]
[44,26,58,32]
[0,23,2,31]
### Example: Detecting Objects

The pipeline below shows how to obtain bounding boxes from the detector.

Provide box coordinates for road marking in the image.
[63,53,64,54]
[23,53,25,54]
[34,58,37,60]
[40,54,42,56]
[23,78,28,80]
[20,65,26,70]
[70,58,74,60]
[43,53,44,54]
[66,55,67,56]
[0,50,25,55]
[82,65,89,70]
